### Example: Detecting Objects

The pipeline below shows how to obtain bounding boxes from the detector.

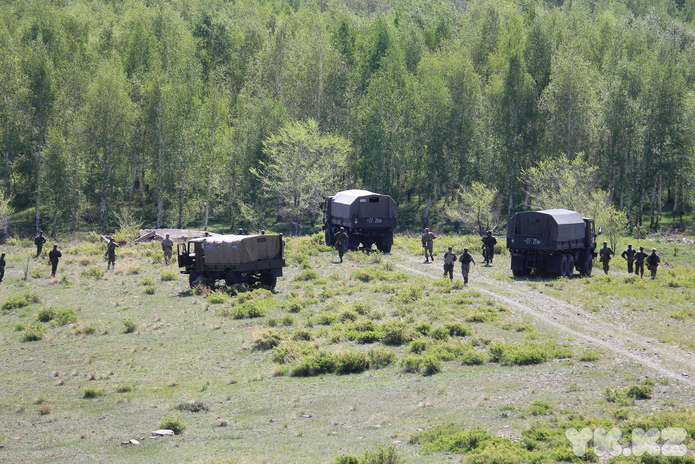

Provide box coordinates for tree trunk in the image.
[34,150,42,233]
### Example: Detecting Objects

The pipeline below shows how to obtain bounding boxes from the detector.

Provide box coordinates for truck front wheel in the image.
[189,270,200,287]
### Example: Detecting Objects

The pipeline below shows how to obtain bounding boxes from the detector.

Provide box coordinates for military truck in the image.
[322,189,397,252]
[177,233,285,288]
[506,209,597,277]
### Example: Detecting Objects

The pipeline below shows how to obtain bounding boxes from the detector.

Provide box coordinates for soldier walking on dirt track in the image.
[621,244,636,274]
[458,248,475,285]
[647,248,661,279]
[34,231,47,257]
[599,242,614,274]
[0,252,5,282]
[481,231,497,265]
[161,234,174,265]
[443,247,457,280]
[334,227,349,263]
[48,244,62,278]
[421,228,436,263]
[105,237,119,270]
[634,246,648,278]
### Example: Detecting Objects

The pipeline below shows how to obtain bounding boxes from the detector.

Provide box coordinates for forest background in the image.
[1,0,694,238]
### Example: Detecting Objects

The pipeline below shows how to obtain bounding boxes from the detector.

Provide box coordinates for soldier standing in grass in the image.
[0,252,5,282]
[161,234,174,265]
[481,230,497,265]
[334,227,349,263]
[443,247,457,280]
[105,237,119,270]
[634,246,648,278]
[647,248,661,279]
[599,241,614,274]
[34,230,47,257]
[621,244,636,273]
[48,244,62,278]
[421,228,436,263]
[458,247,475,285]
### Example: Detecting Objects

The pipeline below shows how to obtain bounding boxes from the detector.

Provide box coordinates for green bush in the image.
[175,400,209,413]
[409,340,428,354]
[578,351,601,362]
[626,383,653,400]
[53,309,78,326]
[445,322,472,337]
[161,270,178,281]
[415,323,431,335]
[527,400,554,416]
[81,266,104,279]
[126,265,143,275]
[401,355,423,373]
[19,322,45,342]
[144,286,156,295]
[459,348,487,365]
[207,292,227,304]
[421,356,442,376]
[429,326,450,341]
[252,330,285,350]
[410,424,494,453]
[380,321,414,346]
[3,292,41,310]
[295,269,319,281]
[333,456,359,464]
[352,330,381,344]
[159,415,186,434]
[122,319,137,333]
[291,351,337,377]
[361,445,404,464]
[367,347,395,369]
[83,387,106,399]
[36,308,56,322]
[115,385,135,393]
[335,351,368,374]
[139,277,154,286]
[488,342,548,365]
[292,329,313,341]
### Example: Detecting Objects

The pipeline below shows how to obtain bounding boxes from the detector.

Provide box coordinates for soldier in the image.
[647,248,661,279]
[105,237,119,270]
[443,247,457,280]
[334,227,349,263]
[634,246,648,278]
[48,244,62,278]
[421,228,436,263]
[0,252,5,282]
[481,230,497,265]
[34,230,47,257]
[621,244,636,273]
[598,241,614,274]
[458,247,476,284]
[161,234,174,265]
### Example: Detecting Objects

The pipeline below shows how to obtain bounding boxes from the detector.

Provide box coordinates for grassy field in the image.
[1,233,695,463]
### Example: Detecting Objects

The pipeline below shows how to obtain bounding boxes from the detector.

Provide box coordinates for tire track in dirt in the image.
[394,255,695,386]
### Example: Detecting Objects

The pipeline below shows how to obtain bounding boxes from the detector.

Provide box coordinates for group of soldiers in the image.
[598,242,661,279]
[424,229,497,284]
[0,232,176,284]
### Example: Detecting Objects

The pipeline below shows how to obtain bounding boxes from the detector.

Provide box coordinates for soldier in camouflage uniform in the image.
[161,234,174,265]
[621,244,636,274]
[421,228,436,263]
[105,238,119,270]
[443,247,457,280]
[334,227,349,263]
[34,231,47,257]
[458,247,475,284]
[48,244,62,278]
[0,252,5,282]
[647,248,661,279]
[633,246,648,278]
[481,231,497,265]
[598,242,614,274]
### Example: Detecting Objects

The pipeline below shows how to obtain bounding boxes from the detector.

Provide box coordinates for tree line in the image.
[1,0,694,237]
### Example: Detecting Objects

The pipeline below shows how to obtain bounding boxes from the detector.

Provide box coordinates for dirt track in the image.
[395,254,695,386]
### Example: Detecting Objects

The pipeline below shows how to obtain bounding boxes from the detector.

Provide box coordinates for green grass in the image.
[0,233,694,463]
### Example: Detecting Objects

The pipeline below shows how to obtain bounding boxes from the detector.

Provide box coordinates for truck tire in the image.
[379,244,392,253]
[566,256,575,277]
[581,255,593,277]
[559,254,569,277]
[261,273,277,289]
[324,227,335,246]
[189,270,200,288]
[224,270,237,286]
[512,268,531,277]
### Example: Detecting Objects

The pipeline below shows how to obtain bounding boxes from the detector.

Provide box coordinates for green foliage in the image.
[83,388,106,399]
[53,309,78,326]
[122,319,137,333]
[3,292,41,310]
[36,308,56,322]
[290,351,337,377]
[81,266,104,279]
[379,321,414,346]
[488,342,549,365]
[18,321,45,342]
[334,351,368,374]
[161,270,178,281]
[159,415,186,435]
[367,347,395,369]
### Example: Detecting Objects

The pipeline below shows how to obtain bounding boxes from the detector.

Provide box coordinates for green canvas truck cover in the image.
[508,209,586,243]
[330,189,397,222]
[189,234,283,266]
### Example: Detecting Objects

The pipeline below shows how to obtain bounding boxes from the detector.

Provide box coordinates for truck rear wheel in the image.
[581,255,593,277]
[559,254,570,277]
[512,268,531,277]
[566,256,575,277]
[260,273,277,289]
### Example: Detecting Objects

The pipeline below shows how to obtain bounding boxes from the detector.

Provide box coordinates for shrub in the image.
[74,323,97,335]
[161,270,178,281]
[421,356,442,376]
[380,321,414,346]
[527,400,554,416]
[139,277,154,286]
[159,415,186,434]
[411,425,494,453]
[20,322,45,342]
[3,292,41,310]
[291,351,336,377]
[122,319,137,334]
[578,351,601,362]
[367,347,395,369]
[415,323,431,336]
[338,310,358,322]
[252,330,285,350]
[53,309,78,326]
[207,292,227,304]
[126,265,143,275]
[176,400,209,413]
[83,388,106,399]
[30,268,43,279]
[626,383,653,400]
[81,266,104,279]
[36,308,56,323]
[333,456,360,464]
[488,342,548,365]
[295,269,319,281]
[292,329,313,341]
[401,355,423,373]
[459,348,487,365]
[429,327,450,341]
[409,340,428,354]
[115,385,135,393]
[361,445,404,464]
[445,323,472,337]
[144,286,156,295]
[335,351,368,374]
